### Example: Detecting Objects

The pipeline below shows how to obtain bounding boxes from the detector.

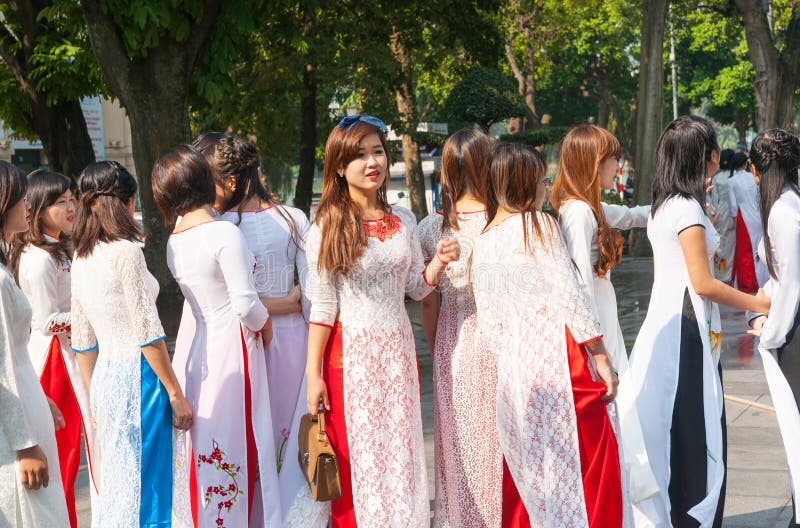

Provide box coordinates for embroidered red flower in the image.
[362,213,402,241]
[197,439,243,528]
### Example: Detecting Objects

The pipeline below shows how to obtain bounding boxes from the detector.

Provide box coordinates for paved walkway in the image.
[75,257,793,526]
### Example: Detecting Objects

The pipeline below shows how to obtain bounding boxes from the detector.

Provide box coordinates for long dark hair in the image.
[192,133,301,250]
[0,161,28,267]
[651,115,719,216]
[315,121,391,275]
[750,128,800,280]
[73,161,141,258]
[8,170,72,277]
[439,129,491,231]
[487,142,548,252]
[730,152,748,177]
[718,149,735,173]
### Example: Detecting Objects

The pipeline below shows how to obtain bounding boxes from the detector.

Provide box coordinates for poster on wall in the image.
[80,96,106,161]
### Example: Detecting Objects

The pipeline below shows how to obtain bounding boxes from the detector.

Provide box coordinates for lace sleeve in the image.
[295,212,312,322]
[417,214,437,264]
[70,292,97,353]
[397,207,436,300]
[216,225,269,332]
[538,214,602,344]
[304,223,338,327]
[114,243,166,347]
[0,274,37,451]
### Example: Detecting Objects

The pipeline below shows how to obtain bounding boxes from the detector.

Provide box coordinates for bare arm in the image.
[260,284,302,315]
[75,350,98,394]
[140,339,192,430]
[679,225,770,313]
[421,291,440,356]
[306,323,332,414]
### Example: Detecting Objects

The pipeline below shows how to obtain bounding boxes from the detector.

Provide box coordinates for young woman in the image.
[9,170,97,527]
[710,149,736,282]
[70,161,193,527]
[728,151,768,292]
[152,145,281,527]
[629,116,770,527]
[747,129,800,527]
[304,115,459,527]
[0,161,69,527]
[471,142,627,527]
[417,129,502,528]
[191,133,322,526]
[550,125,658,506]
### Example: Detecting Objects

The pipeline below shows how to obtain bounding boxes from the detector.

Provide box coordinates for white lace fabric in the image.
[71,240,166,527]
[304,205,431,527]
[472,214,605,527]
[419,211,503,528]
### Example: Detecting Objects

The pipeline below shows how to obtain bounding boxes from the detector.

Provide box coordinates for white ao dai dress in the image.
[557,200,658,503]
[418,210,502,528]
[167,220,281,528]
[629,196,725,528]
[71,240,171,527]
[0,264,69,527]
[472,213,630,528]
[305,205,433,527]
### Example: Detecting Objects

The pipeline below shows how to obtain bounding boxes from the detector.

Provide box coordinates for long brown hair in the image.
[315,121,391,275]
[440,128,491,231]
[73,161,141,258]
[487,142,548,252]
[551,125,622,277]
[8,170,72,278]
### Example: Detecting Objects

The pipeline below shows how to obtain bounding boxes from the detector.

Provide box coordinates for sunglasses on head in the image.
[336,115,388,133]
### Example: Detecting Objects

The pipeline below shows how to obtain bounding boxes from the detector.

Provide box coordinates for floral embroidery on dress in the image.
[362,212,402,241]
[197,439,243,527]
[276,427,290,473]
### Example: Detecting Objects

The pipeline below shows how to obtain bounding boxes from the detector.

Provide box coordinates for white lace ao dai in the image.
[418,211,503,528]
[305,206,432,528]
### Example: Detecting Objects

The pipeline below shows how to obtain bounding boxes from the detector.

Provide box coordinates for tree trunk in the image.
[736,0,800,130]
[390,29,428,220]
[294,63,317,217]
[34,100,96,184]
[631,0,669,256]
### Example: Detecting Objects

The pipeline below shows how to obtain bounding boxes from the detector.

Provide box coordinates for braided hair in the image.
[750,129,800,280]
[73,161,141,258]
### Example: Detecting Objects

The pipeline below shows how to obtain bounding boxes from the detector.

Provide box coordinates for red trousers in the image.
[323,323,358,528]
[501,328,624,528]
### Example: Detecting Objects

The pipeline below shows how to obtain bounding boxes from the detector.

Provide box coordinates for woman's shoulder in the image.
[559,199,596,223]
[417,211,442,233]
[392,205,416,225]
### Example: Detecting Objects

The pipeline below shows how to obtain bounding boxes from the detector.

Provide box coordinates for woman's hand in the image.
[306,373,329,415]
[261,317,274,349]
[435,237,461,264]
[47,397,65,431]
[286,285,302,313]
[594,355,619,401]
[748,315,766,337]
[169,393,193,431]
[17,445,49,490]
[754,288,771,316]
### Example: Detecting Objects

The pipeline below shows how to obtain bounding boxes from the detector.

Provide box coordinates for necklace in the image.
[362,212,401,241]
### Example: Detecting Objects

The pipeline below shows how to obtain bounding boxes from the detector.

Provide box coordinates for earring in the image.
[338,173,344,178]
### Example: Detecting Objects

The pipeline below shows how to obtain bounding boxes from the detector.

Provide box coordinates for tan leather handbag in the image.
[298,412,342,501]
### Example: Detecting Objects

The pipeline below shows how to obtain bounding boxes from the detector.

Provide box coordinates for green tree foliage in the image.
[499,126,570,147]
[0,0,102,180]
[443,67,526,133]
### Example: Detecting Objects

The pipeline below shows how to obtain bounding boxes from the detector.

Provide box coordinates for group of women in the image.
[0,113,797,528]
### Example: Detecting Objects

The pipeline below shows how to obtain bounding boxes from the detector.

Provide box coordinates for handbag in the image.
[298,411,342,501]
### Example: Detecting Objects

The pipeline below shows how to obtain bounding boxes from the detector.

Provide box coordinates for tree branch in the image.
[184,0,223,68]
[79,0,130,97]
[0,26,38,102]
[12,0,38,63]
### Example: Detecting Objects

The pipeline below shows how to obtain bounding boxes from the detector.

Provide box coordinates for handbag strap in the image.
[317,412,328,444]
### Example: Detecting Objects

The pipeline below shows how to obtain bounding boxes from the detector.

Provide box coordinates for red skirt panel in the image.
[501,328,623,527]
[323,322,358,528]
[732,211,758,293]
[39,336,86,528]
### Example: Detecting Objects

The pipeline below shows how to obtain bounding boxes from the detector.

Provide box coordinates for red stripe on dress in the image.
[39,336,83,528]
[190,448,198,527]
[240,327,258,521]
